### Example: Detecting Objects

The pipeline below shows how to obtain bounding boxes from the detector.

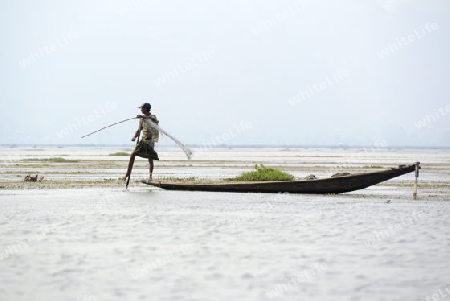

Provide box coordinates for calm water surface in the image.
[1,188,449,301]
[0,148,449,300]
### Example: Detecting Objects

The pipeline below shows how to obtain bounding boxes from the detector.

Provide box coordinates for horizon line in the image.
[0,143,449,150]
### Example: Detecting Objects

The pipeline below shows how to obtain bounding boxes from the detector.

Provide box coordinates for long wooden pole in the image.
[81,117,136,138]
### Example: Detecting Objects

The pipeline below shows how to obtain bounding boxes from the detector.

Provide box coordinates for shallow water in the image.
[0,148,449,300]
[0,188,449,301]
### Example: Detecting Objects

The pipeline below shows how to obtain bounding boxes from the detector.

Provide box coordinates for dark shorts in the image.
[134,140,159,160]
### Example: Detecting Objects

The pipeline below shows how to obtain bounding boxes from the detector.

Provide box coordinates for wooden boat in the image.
[142,163,420,194]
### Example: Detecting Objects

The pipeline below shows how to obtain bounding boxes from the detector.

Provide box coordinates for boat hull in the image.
[143,164,418,194]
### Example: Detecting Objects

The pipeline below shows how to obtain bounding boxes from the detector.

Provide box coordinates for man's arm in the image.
[131,120,142,141]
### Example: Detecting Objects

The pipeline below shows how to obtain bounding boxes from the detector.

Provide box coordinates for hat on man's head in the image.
[138,103,151,111]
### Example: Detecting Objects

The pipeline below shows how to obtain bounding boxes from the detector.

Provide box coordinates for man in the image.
[122,103,159,184]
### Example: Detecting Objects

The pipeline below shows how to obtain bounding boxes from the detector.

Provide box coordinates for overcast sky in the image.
[1,0,449,147]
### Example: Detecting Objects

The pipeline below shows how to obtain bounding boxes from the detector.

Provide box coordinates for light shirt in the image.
[139,115,159,142]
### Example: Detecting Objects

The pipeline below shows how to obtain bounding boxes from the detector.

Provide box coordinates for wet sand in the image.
[0,147,448,198]
[0,147,449,300]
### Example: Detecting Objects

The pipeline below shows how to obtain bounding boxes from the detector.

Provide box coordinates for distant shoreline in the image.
[1,144,449,150]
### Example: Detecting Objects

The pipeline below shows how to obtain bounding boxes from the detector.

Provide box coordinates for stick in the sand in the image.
[80,117,193,160]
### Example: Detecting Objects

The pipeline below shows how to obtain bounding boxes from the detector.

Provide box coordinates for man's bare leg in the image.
[148,158,154,181]
[122,152,136,181]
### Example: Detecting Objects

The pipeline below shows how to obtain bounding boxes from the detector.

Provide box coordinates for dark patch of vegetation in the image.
[109,152,130,156]
[160,177,197,182]
[228,164,294,181]
[24,157,79,163]
[363,165,384,169]
[48,157,79,163]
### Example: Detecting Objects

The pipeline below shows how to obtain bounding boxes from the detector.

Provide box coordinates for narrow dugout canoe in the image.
[142,163,420,194]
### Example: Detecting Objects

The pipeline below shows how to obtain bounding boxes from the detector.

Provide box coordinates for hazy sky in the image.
[1,0,449,147]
